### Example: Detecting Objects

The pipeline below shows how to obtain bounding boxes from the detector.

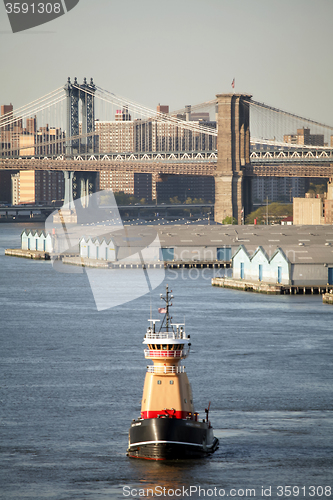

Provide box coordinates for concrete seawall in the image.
[6,251,228,270]
[323,292,333,304]
[212,277,333,295]
[212,277,282,294]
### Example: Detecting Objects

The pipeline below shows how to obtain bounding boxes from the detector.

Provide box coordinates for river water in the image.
[0,223,332,500]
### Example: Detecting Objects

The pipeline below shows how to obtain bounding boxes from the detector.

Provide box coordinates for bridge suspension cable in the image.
[88,85,218,137]
[0,86,67,156]
[248,99,333,130]
[247,98,333,147]
[162,99,217,119]
[4,81,332,161]
[0,87,65,129]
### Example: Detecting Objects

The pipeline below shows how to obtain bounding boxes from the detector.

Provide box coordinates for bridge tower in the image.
[64,77,96,155]
[64,77,79,154]
[63,78,97,214]
[214,93,252,224]
[80,77,96,153]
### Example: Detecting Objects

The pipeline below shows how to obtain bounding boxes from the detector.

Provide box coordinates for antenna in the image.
[150,292,152,321]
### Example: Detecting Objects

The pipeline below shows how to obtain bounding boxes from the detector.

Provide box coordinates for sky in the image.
[1,0,333,126]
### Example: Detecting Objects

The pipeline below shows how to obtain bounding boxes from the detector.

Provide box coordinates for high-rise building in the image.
[1,103,65,204]
[35,171,64,204]
[156,175,214,203]
[250,127,328,204]
[99,170,135,195]
[156,104,169,114]
[133,112,216,152]
[0,171,12,203]
[97,104,217,201]
[252,177,306,203]
[95,120,134,153]
[283,127,324,147]
[115,106,131,121]
[134,173,152,203]
[11,171,35,205]
[10,170,64,205]
[35,125,65,155]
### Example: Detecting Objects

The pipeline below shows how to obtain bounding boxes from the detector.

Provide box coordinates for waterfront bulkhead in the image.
[20,225,333,286]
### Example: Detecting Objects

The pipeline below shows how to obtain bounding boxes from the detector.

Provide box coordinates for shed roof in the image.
[41,223,333,264]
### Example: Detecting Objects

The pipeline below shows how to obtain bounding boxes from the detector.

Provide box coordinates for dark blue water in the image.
[1,224,332,499]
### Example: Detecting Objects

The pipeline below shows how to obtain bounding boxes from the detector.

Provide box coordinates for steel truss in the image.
[0,157,217,175]
[250,148,333,163]
[245,164,333,178]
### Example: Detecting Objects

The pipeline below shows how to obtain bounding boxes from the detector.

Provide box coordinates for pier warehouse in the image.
[232,244,333,286]
[20,225,333,285]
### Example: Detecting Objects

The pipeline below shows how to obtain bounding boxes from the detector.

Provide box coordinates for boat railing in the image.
[144,349,189,358]
[147,365,186,374]
[145,331,188,341]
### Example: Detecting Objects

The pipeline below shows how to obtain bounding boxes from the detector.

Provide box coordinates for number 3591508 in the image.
[5,3,62,14]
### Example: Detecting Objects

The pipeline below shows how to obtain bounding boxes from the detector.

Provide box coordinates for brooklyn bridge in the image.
[1,77,333,223]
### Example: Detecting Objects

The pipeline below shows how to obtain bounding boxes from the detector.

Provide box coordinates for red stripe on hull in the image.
[128,454,166,461]
[141,410,191,419]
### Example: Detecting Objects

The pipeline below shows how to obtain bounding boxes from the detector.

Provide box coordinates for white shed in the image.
[232,245,290,284]
[79,236,115,261]
[21,229,53,253]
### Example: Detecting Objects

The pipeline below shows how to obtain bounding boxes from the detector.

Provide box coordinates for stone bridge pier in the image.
[214,93,252,224]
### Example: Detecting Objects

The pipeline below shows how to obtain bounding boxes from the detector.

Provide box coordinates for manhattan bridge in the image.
[1,77,333,223]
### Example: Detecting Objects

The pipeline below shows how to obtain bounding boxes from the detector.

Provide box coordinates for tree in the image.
[222,216,237,225]
[307,182,327,196]
[99,191,114,205]
[113,191,140,205]
[245,202,293,225]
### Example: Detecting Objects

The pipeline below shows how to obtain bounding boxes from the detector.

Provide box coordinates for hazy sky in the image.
[1,0,333,125]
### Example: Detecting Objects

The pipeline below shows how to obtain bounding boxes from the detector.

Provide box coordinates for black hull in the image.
[127,418,219,460]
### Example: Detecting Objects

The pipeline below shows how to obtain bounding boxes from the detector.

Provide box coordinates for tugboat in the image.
[127,285,219,460]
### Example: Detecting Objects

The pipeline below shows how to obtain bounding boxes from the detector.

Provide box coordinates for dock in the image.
[61,256,227,269]
[212,277,333,295]
[4,248,50,260]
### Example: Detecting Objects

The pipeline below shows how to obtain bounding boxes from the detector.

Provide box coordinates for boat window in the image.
[169,380,174,385]
[157,380,162,385]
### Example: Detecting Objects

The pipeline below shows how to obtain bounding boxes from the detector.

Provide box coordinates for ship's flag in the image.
[158,307,167,313]
[231,78,235,89]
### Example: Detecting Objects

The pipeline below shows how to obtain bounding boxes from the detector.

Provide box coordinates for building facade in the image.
[284,127,324,147]
[10,170,64,205]
[232,245,290,284]
[252,177,306,204]
[293,179,333,225]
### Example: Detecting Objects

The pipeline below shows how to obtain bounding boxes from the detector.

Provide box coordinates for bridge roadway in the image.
[0,202,214,221]
[1,156,333,178]
[0,155,216,176]
[1,141,333,176]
